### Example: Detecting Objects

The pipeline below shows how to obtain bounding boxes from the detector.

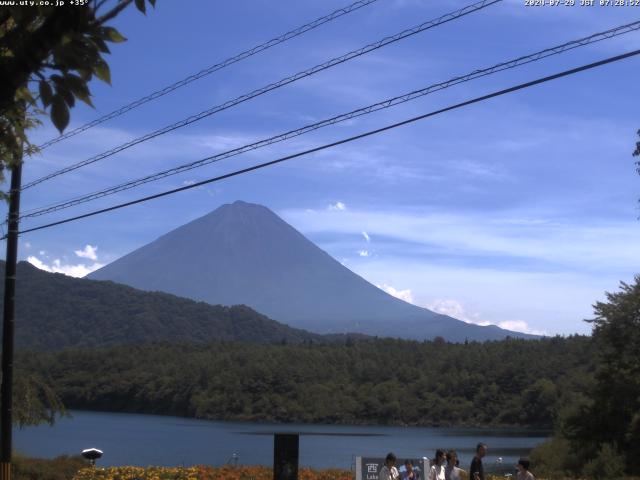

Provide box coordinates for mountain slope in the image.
[0,261,328,350]
[89,201,535,341]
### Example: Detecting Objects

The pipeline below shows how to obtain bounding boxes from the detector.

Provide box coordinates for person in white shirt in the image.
[428,449,446,480]
[444,450,464,480]
[380,452,400,480]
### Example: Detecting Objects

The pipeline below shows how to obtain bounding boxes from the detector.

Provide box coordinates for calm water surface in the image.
[15,410,549,470]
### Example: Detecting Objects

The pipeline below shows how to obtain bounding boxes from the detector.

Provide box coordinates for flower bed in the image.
[72,465,353,480]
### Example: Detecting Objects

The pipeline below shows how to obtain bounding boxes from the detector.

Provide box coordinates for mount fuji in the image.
[88,201,536,341]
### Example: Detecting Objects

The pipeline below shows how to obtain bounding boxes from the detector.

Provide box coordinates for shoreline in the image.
[56,408,554,432]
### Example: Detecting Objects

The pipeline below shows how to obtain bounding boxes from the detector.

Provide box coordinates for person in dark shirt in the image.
[469,442,487,480]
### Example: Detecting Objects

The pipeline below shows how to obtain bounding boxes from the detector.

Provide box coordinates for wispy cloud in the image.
[281,205,638,335]
[283,207,640,271]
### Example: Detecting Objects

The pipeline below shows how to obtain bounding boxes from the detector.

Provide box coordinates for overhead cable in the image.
[35,0,382,150]
[11,48,640,239]
[20,20,640,219]
[23,0,501,190]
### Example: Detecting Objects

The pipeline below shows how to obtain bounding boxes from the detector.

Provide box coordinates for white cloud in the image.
[24,242,31,249]
[497,320,547,336]
[74,245,98,261]
[378,284,414,304]
[358,250,371,257]
[28,255,104,278]
[328,202,346,211]
[362,231,370,242]
[38,250,45,256]
[182,180,196,186]
[424,299,547,335]
[425,299,484,325]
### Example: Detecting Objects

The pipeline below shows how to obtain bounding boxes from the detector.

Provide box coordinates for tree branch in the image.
[93,0,134,27]
[95,0,111,11]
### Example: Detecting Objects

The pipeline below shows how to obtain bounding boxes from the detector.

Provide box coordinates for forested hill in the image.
[0,261,335,350]
[19,335,594,428]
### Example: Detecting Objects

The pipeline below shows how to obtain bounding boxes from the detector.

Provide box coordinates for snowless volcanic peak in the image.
[89,201,537,341]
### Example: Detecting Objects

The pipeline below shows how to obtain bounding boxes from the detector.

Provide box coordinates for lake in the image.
[15,410,549,470]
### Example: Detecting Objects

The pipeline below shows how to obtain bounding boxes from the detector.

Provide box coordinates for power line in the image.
[11,48,640,239]
[35,0,381,151]
[19,19,640,220]
[22,0,502,191]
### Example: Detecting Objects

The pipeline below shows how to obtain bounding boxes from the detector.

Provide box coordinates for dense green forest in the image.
[18,335,593,428]
[0,261,360,349]
[8,261,640,477]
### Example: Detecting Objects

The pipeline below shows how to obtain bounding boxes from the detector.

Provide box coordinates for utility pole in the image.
[0,159,23,480]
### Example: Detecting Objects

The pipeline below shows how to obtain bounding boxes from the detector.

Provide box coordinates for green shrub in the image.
[582,443,626,480]
[529,437,574,479]
[13,453,87,480]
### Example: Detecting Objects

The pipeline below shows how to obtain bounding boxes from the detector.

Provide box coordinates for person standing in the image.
[428,450,446,480]
[444,450,464,480]
[401,459,419,480]
[516,458,535,480]
[470,443,487,480]
[380,452,400,480]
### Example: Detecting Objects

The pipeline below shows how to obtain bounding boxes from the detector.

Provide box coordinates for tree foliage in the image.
[0,0,155,184]
[566,277,640,475]
[18,335,594,428]
[0,261,345,350]
[12,370,66,428]
[533,277,640,478]
[0,0,155,427]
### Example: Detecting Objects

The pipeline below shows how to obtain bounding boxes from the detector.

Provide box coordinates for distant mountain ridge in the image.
[89,201,536,341]
[0,261,338,351]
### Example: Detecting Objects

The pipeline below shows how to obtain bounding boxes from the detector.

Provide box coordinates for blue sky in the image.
[5,0,640,335]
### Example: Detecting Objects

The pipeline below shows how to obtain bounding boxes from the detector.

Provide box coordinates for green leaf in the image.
[93,58,111,85]
[135,0,146,14]
[77,68,93,82]
[64,73,87,92]
[38,81,53,107]
[91,36,111,54]
[65,74,94,108]
[49,74,64,86]
[55,83,75,108]
[75,91,94,108]
[50,95,70,133]
[101,26,127,43]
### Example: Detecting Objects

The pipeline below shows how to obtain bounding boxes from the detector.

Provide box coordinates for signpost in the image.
[355,457,429,480]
